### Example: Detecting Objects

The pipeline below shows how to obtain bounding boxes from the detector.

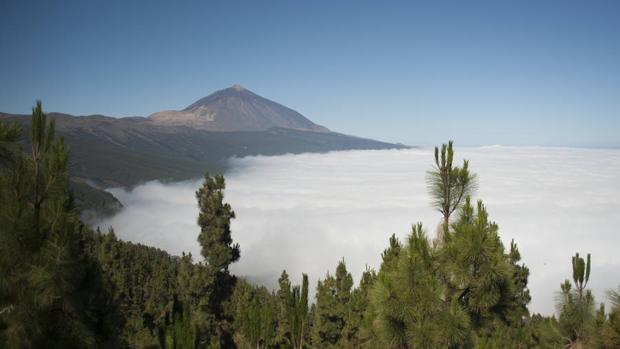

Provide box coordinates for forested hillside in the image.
[1,105,619,348]
[1,87,406,222]
[0,86,406,188]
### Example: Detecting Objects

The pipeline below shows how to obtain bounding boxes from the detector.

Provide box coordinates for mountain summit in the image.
[149,85,329,132]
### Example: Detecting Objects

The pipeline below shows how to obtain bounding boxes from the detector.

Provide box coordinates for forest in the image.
[1,103,619,349]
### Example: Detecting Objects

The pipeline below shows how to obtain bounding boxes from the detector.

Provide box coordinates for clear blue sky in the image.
[1,0,619,147]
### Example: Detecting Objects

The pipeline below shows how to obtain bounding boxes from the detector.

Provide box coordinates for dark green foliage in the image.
[366,224,471,348]
[276,272,309,349]
[88,228,188,348]
[0,121,22,166]
[363,203,562,349]
[196,174,240,273]
[441,199,518,330]
[2,113,618,349]
[0,102,119,348]
[0,112,405,189]
[341,267,376,348]
[358,236,403,347]
[311,260,354,348]
[88,227,239,349]
[361,143,539,349]
[526,314,564,349]
[80,173,243,349]
[573,253,591,296]
[69,179,123,224]
[231,280,276,349]
[196,173,240,347]
[507,240,532,324]
[164,302,198,349]
[380,233,402,273]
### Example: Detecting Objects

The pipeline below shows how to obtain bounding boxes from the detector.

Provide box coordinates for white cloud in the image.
[95,147,620,315]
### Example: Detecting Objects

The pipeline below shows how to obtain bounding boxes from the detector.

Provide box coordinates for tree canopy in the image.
[1,112,617,349]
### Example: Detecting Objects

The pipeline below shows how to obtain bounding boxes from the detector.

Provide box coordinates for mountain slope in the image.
[150,85,328,132]
[0,86,407,189]
[0,114,404,188]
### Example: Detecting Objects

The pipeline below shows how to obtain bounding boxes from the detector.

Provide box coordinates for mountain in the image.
[1,86,407,219]
[150,85,329,132]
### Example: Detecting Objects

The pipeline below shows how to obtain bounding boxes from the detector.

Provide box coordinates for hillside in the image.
[0,113,403,188]
[0,86,405,187]
[0,87,406,219]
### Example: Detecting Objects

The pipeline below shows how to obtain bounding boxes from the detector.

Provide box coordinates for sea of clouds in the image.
[96,147,620,315]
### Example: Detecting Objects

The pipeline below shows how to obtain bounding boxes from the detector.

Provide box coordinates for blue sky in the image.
[1,0,619,147]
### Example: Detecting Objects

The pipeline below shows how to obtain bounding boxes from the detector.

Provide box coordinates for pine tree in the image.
[311,259,353,348]
[526,314,564,349]
[275,271,308,349]
[380,234,402,273]
[288,274,309,349]
[0,121,21,166]
[341,267,375,349]
[426,140,477,231]
[440,199,516,331]
[359,234,401,347]
[367,223,471,348]
[231,279,275,349]
[276,270,293,348]
[506,240,531,324]
[165,301,198,349]
[556,252,595,347]
[590,286,620,348]
[0,101,119,348]
[196,173,240,347]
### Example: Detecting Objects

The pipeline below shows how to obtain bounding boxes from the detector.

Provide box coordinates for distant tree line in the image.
[1,103,619,348]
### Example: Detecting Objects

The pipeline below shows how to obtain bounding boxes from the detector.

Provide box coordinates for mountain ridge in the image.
[0,86,408,187]
[0,86,408,220]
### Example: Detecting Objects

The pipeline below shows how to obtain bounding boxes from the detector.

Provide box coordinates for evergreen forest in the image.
[1,103,619,348]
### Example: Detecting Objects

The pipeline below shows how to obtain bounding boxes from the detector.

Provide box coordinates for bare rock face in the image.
[149,85,329,132]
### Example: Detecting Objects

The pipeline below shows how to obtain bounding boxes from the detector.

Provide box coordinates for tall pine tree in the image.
[196,173,240,348]
[0,101,118,348]
[311,260,354,348]
[275,271,309,349]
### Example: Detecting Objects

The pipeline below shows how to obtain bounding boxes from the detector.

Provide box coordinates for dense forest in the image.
[1,103,619,348]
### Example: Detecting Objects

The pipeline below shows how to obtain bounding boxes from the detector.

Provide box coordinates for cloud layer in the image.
[96,147,620,315]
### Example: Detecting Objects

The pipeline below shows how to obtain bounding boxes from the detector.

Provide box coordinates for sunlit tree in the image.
[556,253,595,347]
[366,224,471,348]
[426,140,477,233]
